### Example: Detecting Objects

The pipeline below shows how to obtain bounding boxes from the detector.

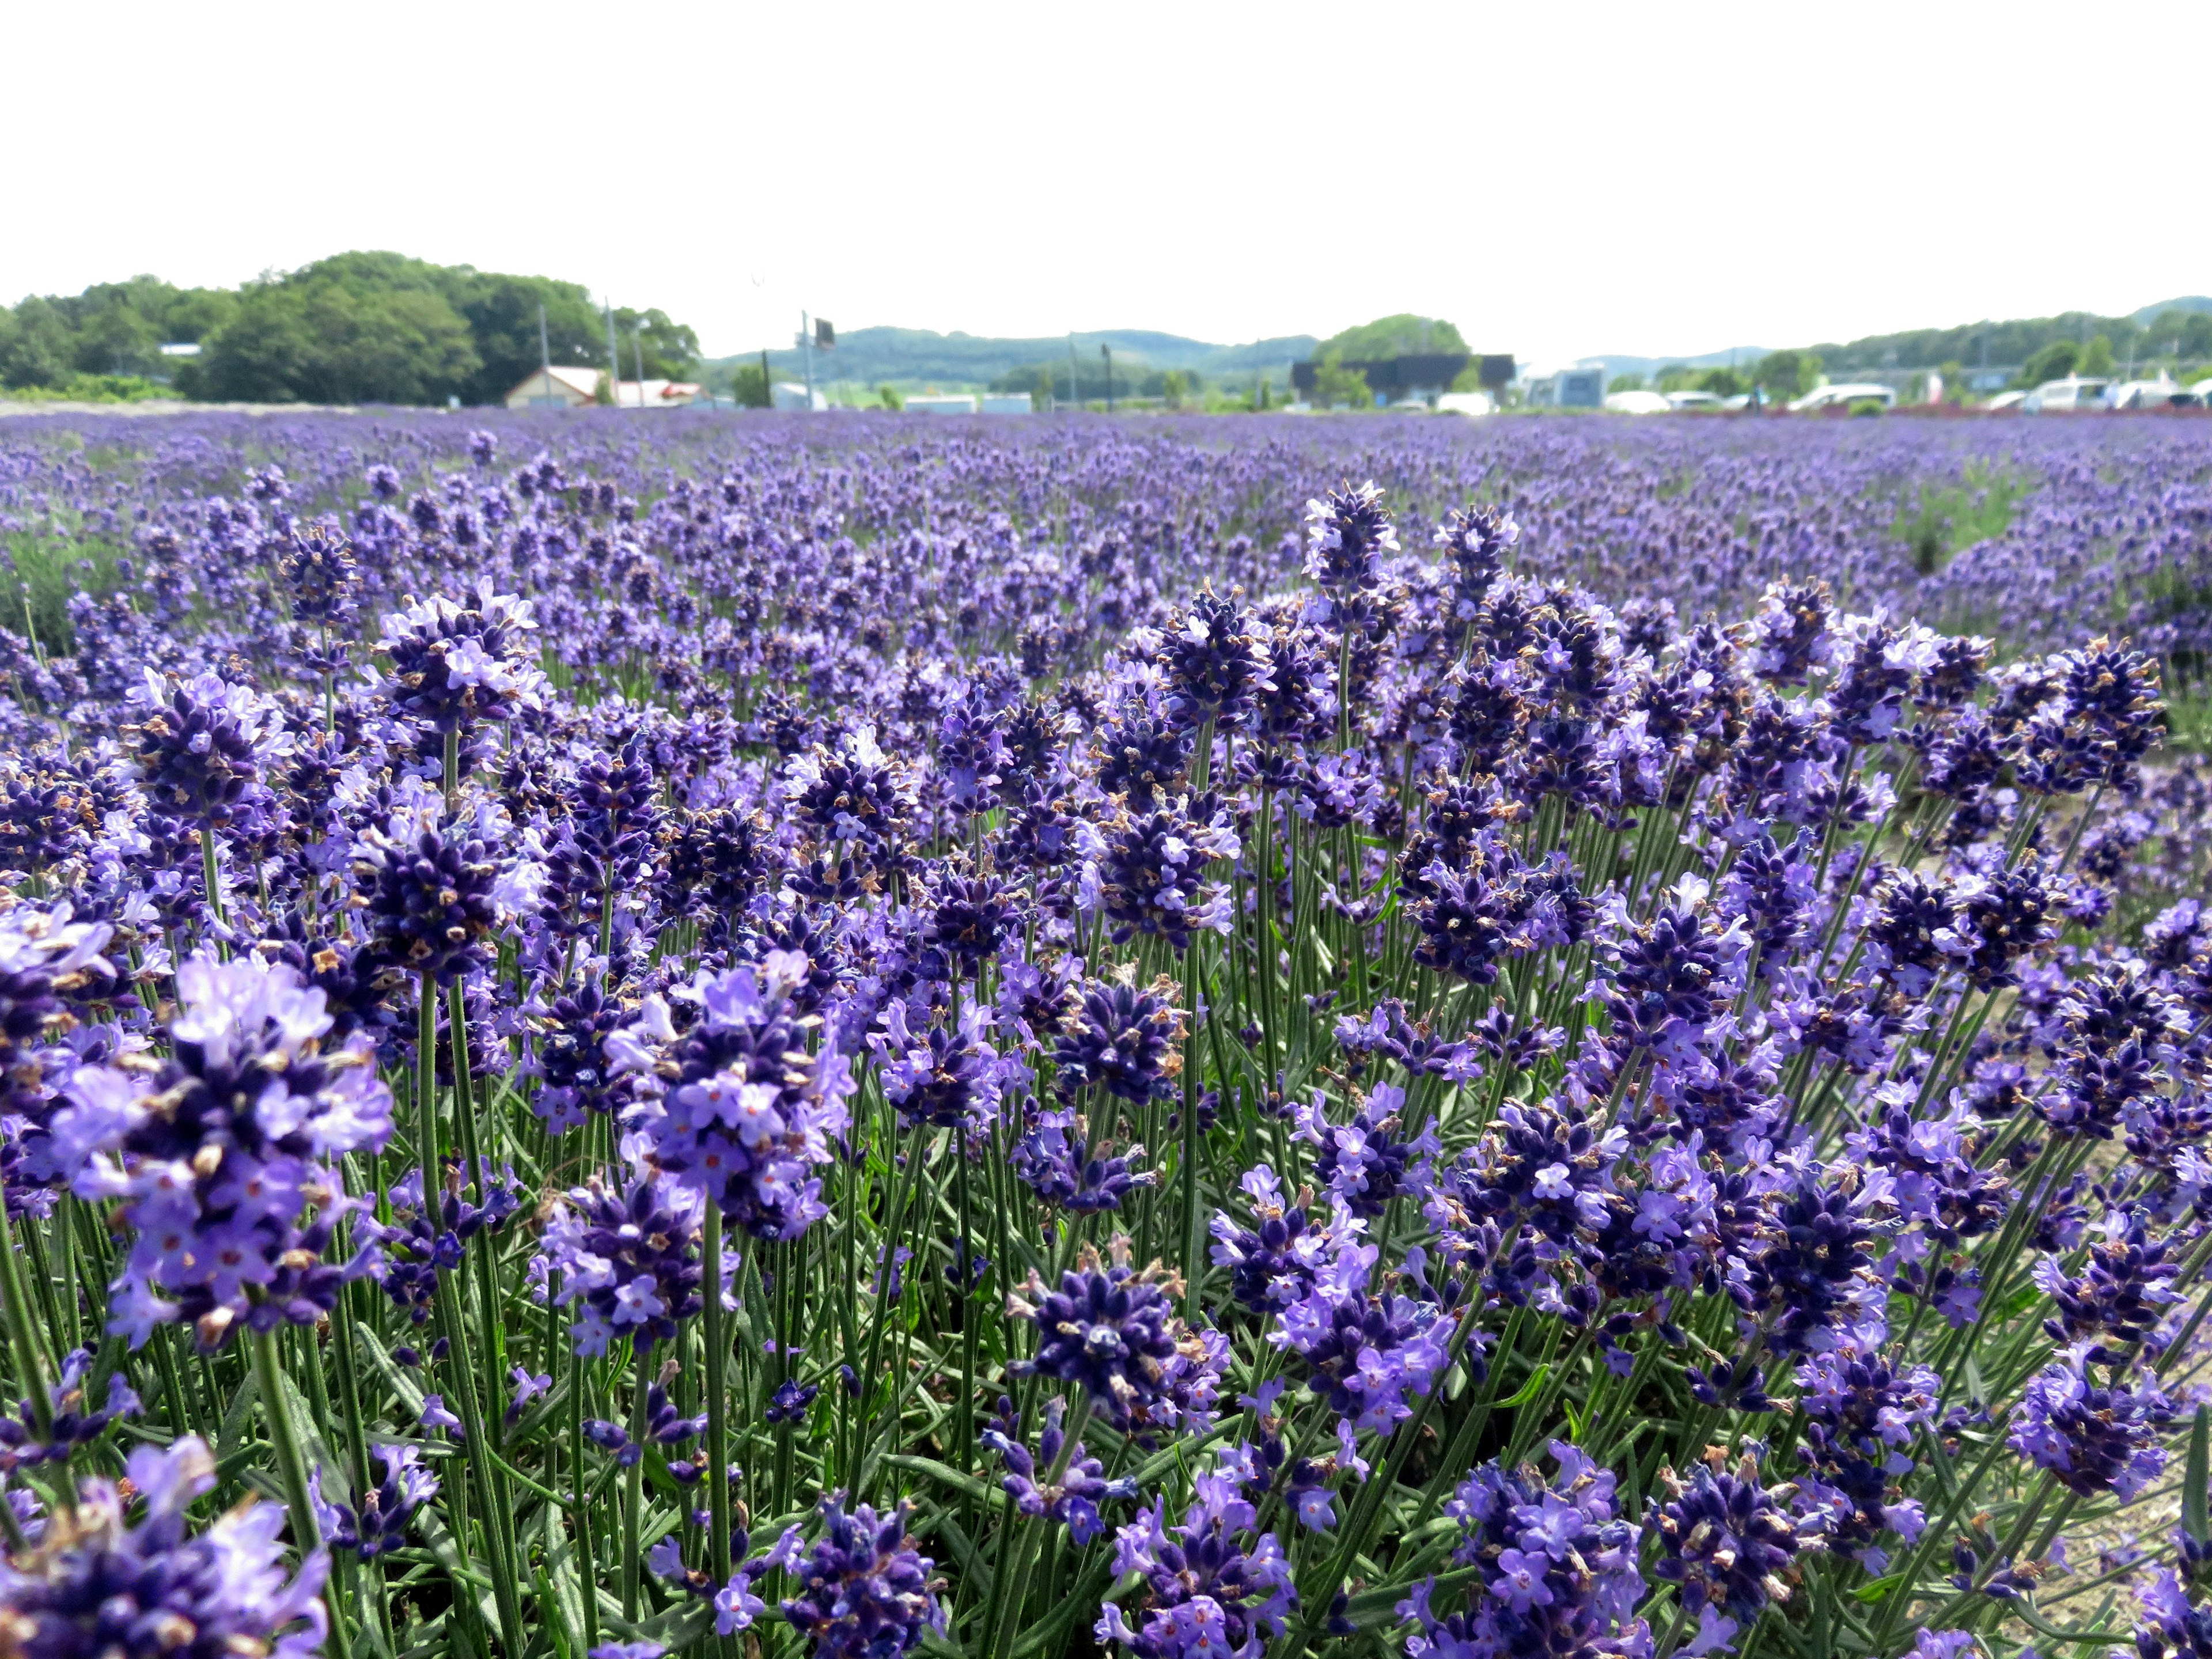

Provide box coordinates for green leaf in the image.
[1851,1573,1902,1605]
[216,1370,258,1466]
[2186,1405,2210,1547]
[1498,1364,1550,1409]
[885,1453,997,1503]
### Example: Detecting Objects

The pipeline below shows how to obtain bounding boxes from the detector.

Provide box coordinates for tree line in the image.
[0,253,700,406]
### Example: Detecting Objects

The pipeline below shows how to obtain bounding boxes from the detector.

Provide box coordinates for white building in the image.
[772,382,828,411]
[979,393,1032,414]
[612,379,702,408]
[907,394,980,415]
[506,366,604,409]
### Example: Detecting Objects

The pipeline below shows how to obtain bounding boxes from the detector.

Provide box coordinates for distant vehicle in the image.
[1436,391,1493,418]
[2107,376,2183,410]
[906,394,980,415]
[2022,377,2112,412]
[1983,390,2029,412]
[1603,390,1671,415]
[1664,389,1725,411]
[771,382,829,411]
[1789,382,1899,412]
[1720,395,1754,411]
[1525,368,1606,408]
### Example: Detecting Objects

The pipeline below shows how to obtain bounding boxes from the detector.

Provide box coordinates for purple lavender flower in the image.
[124,668,286,829]
[1094,1465,1296,1659]
[1402,1439,1647,1659]
[2129,1570,2212,1659]
[313,1442,439,1560]
[351,810,502,985]
[1157,592,1272,730]
[612,953,852,1242]
[376,583,546,734]
[983,1396,1139,1544]
[54,953,391,1350]
[775,1496,943,1659]
[1648,1454,1814,1623]
[1007,1244,1184,1426]
[0,1436,328,1658]
[2009,1345,2173,1499]
[0,1348,141,1475]
[1294,1084,1439,1219]
[1302,480,1397,599]
[1052,978,1184,1105]
[537,1168,710,1357]
[1271,1238,1457,1434]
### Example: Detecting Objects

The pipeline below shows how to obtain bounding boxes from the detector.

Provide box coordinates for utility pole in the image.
[537,302,552,401]
[760,349,771,410]
[801,311,816,410]
[1101,343,1113,413]
[604,301,620,406]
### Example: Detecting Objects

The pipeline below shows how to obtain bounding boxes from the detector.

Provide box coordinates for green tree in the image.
[1160,369,1190,408]
[611,308,702,381]
[73,301,160,377]
[1697,368,1745,397]
[878,384,904,411]
[728,362,771,408]
[2078,334,2115,377]
[1654,364,1698,393]
[450,274,607,406]
[0,298,77,388]
[199,280,479,404]
[1316,313,1469,360]
[1309,351,1372,410]
[2018,339,2079,387]
[1607,372,1645,393]
[1937,359,1965,403]
[1752,350,1820,399]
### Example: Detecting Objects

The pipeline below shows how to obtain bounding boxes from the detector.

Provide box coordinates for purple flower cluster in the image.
[1094,1464,1296,1659]
[1399,1440,1647,1659]
[54,953,390,1349]
[0,1435,328,1659]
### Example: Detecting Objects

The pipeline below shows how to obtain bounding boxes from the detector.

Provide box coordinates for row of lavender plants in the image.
[0,412,2208,1659]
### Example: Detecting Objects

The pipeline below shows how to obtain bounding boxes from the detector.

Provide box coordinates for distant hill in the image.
[2133,297,2212,325]
[1577,348,1773,380]
[1803,301,2212,374]
[704,327,1318,392]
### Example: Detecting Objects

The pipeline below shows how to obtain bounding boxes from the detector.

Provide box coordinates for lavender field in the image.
[0,408,2209,1659]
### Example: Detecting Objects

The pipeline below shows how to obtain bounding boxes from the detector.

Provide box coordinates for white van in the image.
[2022,377,2112,412]
[2107,377,2183,410]
[1789,382,1899,412]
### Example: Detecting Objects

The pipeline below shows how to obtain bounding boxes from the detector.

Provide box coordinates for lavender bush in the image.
[0,408,2209,1659]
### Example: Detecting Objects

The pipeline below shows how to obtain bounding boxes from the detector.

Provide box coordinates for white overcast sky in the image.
[9,0,2209,364]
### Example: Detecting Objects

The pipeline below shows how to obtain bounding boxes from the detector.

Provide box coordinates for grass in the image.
[2164,688,2212,753]
[3,528,126,654]
[1895,460,2031,574]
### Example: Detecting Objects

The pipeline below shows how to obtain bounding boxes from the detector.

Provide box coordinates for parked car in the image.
[1982,390,2029,412]
[2022,377,2112,412]
[1603,389,1672,415]
[1664,389,1725,411]
[1789,382,1899,412]
[2107,376,2183,410]
[1436,391,1493,418]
